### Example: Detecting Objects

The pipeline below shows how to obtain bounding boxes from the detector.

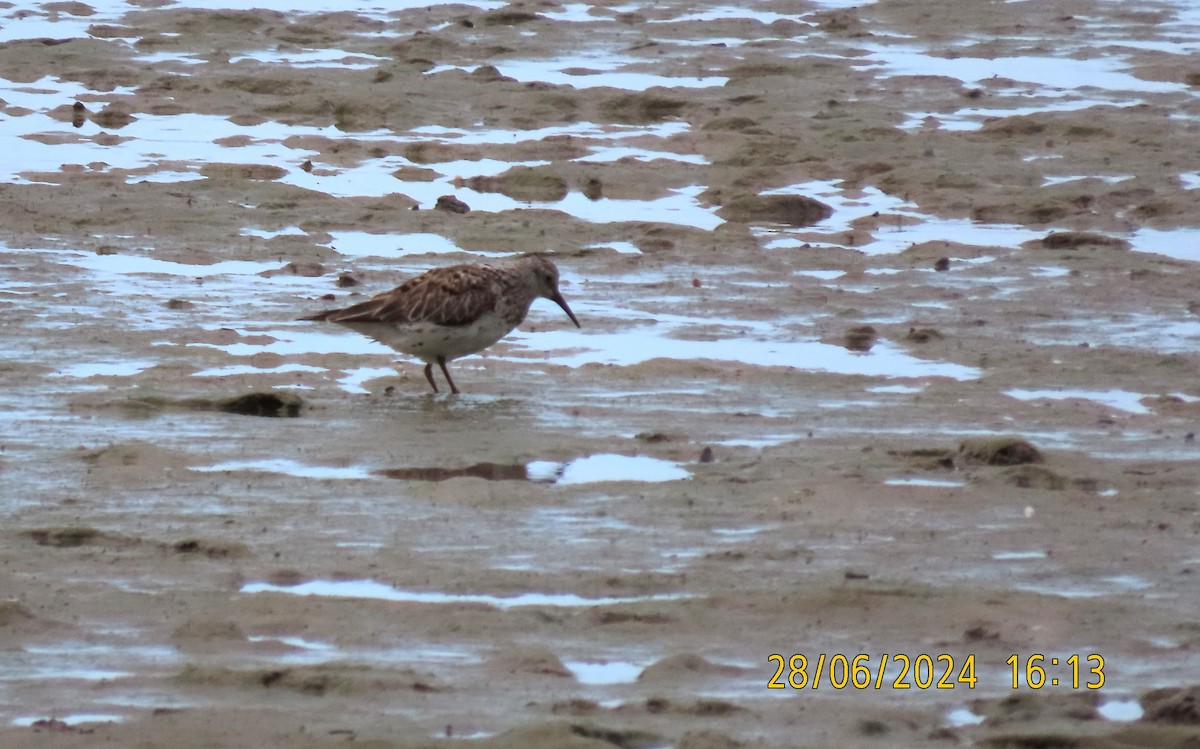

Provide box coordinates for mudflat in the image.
[2,1,1200,747]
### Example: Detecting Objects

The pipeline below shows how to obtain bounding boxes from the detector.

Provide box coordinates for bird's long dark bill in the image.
[552,293,581,328]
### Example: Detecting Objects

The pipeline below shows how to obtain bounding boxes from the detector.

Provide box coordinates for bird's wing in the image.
[313,265,500,327]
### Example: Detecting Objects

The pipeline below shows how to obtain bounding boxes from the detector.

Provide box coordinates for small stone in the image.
[843,325,878,352]
[435,195,470,213]
[582,177,603,200]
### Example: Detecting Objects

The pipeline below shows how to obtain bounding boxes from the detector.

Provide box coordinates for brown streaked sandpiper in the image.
[301,255,580,394]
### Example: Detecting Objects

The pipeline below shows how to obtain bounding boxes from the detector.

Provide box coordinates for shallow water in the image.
[240,580,692,609]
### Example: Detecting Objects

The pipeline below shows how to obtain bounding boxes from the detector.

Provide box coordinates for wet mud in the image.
[3,0,1200,747]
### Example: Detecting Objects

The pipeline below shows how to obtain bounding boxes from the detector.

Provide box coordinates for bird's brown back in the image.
[302,264,505,327]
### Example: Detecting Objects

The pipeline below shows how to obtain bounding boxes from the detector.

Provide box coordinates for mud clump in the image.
[551,699,601,715]
[461,167,568,202]
[639,653,745,684]
[177,663,440,696]
[567,724,662,748]
[215,392,303,417]
[436,195,471,213]
[0,601,36,628]
[678,731,746,749]
[1034,231,1131,251]
[636,431,681,443]
[812,9,867,34]
[486,723,662,749]
[1140,685,1200,724]
[643,697,745,716]
[259,261,325,278]
[478,9,543,26]
[591,609,675,625]
[701,116,761,133]
[906,327,943,343]
[970,692,1099,725]
[889,447,956,471]
[487,646,571,677]
[376,462,528,481]
[471,64,514,82]
[91,102,136,129]
[842,325,878,352]
[716,194,833,227]
[24,527,105,547]
[1003,465,1068,490]
[173,538,249,558]
[959,437,1043,466]
[199,163,288,181]
[172,619,246,645]
[115,392,302,417]
[600,93,686,124]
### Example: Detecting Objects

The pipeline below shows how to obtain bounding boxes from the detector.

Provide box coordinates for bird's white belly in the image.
[341,314,516,363]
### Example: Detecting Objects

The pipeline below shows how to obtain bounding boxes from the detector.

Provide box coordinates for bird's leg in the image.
[437,356,460,395]
[423,363,439,393]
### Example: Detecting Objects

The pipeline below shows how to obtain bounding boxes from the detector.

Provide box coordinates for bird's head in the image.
[526,255,580,328]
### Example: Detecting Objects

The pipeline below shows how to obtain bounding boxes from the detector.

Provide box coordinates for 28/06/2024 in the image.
[767,653,1105,690]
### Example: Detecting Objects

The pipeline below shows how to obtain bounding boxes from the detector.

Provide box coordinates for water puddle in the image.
[899,99,1138,132]
[650,6,813,25]
[196,455,690,485]
[190,459,372,480]
[428,55,728,90]
[411,120,690,146]
[1130,227,1200,262]
[576,145,708,165]
[1,75,717,227]
[11,714,123,727]
[859,43,1187,96]
[992,551,1048,561]
[0,666,130,681]
[322,231,483,259]
[228,49,389,70]
[1005,388,1151,415]
[1016,574,1152,599]
[711,526,772,541]
[715,435,793,448]
[758,180,1046,255]
[1042,174,1133,187]
[884,477,967,488]
[588,241,643,255]
[48,360,157,379]
[944,706,986,727]
[563,659,644,685]
[1097,699,1144,721]
[1025,313,1200,354]
[505,327,980,380]
[868,384,925,394]
[241,579,690,609]
[526,454,690,484]
[2,640,178,686]
[192,363,325,378]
